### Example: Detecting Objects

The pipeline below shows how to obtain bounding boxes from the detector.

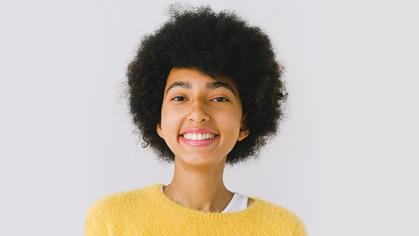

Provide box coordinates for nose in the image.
[187,99,210,122]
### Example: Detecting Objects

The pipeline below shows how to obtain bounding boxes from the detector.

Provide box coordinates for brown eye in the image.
[171,96,186,102]
[212,97,229,102]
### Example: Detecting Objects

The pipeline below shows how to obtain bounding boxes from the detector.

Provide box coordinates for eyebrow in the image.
[165,81,237,97]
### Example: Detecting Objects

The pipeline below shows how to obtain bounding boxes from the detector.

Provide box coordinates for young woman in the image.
[85,5,307,235]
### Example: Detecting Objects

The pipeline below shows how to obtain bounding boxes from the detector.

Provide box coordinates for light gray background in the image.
[1,0,418,235]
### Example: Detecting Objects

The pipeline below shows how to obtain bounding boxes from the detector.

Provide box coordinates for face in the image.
[156,67,250,167]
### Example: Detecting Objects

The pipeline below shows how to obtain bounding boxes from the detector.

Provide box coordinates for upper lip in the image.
[180,128,219,135]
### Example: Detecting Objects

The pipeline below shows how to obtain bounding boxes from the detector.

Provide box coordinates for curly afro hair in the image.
[126,5,288,166]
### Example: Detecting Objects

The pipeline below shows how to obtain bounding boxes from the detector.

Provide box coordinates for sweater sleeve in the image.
[84,201,109,236]
[293,215,308,236]
[295,222,308,236]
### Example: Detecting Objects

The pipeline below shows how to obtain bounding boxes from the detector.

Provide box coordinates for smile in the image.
[179,134,220,147]
[182,133,216,140]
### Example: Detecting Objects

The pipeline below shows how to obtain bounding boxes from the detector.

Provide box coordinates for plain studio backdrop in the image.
[0,0,418,235]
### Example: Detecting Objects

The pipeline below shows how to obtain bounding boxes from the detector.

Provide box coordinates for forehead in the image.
[164,67,239,96]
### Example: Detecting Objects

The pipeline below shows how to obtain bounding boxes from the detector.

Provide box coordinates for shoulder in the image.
[85,184,159,235]
[86,184,156,218]
[251,197,307,235]
[90,184,156,207]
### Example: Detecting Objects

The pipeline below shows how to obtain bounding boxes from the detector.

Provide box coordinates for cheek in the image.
[216,113,241,133]
[160,106,183,132]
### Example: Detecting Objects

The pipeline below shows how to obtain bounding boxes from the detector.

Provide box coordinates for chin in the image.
[176,154,225,167]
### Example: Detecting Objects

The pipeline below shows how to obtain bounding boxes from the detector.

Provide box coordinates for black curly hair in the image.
[126,4,288,166]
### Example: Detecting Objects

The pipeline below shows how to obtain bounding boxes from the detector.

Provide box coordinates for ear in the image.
[238,128,250,142]
[237,114,250,142]
[156,123,163,138]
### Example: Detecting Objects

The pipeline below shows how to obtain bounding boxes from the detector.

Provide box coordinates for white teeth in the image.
[183,133,216,140]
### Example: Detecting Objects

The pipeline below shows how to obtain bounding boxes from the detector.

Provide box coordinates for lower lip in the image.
[179,135,219,147]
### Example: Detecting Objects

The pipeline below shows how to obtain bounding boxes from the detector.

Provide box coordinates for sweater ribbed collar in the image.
[147,183,265,220]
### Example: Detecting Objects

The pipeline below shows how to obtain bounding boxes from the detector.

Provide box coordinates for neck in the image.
[163,158,234,212]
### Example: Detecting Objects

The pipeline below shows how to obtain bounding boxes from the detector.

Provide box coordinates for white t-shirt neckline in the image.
[160,185,248,213]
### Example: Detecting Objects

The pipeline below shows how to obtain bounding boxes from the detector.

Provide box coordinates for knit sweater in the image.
[159,185,249,213]
[85,183,307,236]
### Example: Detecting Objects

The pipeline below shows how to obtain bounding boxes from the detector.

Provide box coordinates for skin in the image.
[156,67,251,212]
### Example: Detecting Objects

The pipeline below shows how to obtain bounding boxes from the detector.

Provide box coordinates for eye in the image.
[170,96,229,102]
[212,97,229,102]
[171,96,187,102]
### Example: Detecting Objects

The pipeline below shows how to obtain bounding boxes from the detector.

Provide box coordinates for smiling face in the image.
[156,67,250,167]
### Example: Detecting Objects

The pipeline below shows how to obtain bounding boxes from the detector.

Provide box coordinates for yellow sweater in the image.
[85,183,307,235]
